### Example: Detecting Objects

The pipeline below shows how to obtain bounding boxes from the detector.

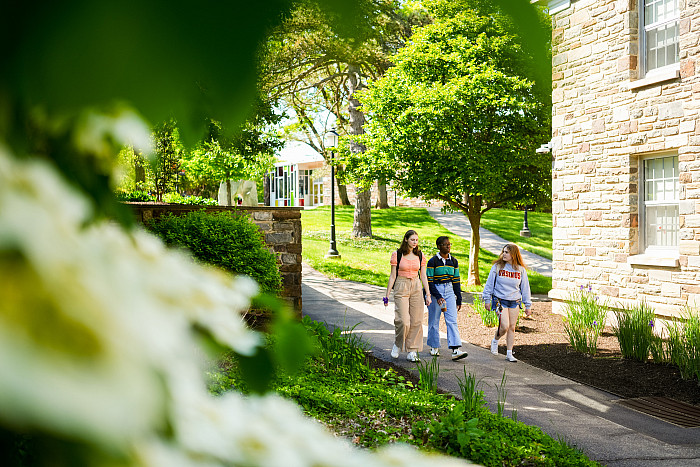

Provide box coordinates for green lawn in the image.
[480,208,553,260]
[301,206,551,294]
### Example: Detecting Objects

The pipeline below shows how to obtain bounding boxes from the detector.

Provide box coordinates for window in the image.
[642,154,679,251]
[641,0,680,75]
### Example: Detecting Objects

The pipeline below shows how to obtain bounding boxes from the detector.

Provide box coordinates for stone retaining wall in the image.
[128,204,302,311]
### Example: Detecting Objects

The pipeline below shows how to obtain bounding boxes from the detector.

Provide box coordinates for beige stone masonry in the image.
[549,0,700,318]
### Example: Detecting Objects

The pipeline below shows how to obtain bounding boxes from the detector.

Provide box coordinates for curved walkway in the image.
[301,263,700,467]
[426,207,552,277]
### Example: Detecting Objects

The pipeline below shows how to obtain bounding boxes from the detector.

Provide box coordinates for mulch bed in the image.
[427,301,700,406]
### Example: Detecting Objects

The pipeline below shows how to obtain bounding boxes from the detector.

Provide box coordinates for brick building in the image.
[544,0,699,319]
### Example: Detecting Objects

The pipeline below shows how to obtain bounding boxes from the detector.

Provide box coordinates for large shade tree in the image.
[260,0,426,236]
[342,0,552,284]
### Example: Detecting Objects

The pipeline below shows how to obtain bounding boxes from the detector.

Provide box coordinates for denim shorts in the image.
[491,297,521,310]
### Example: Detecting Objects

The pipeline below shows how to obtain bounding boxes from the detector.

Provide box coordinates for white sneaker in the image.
[430,347,440,356]
[391,344,400,359]
[451,349,468,361]
[490,340,499,355]
[506,354,518,362]
[406,351,419,362]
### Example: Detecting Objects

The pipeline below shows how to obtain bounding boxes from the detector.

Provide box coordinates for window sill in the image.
[630,66,680,90]
[627,253,679,267]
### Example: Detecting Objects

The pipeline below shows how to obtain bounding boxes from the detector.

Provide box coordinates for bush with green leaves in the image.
[613,301,656,362]
[115,190,156,202]
[146,210,281,293]
[162,192,218,205]
[563,287,608,355]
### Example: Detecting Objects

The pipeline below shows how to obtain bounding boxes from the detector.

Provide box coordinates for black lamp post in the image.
[520,206,532,237]
[324,129,341,258]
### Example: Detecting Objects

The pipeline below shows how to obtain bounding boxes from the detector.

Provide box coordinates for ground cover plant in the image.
[210,316,599,467]
[301,206,551,294]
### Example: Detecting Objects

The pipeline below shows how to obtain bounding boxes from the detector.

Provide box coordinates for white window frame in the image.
[640,153,679,254]
[639,0,680,78]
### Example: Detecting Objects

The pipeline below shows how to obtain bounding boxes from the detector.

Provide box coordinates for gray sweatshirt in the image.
[482,263,532,309]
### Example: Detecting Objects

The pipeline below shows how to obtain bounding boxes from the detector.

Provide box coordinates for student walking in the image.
[426,236,468,360]
[384,230,432,362]
[482,243,532,362]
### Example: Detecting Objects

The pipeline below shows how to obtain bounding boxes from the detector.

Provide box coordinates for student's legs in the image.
[393,277,410,351]
[441,286,462,348]
[405,277,425,352]
[426,299,441,349]
[499,307,519,351]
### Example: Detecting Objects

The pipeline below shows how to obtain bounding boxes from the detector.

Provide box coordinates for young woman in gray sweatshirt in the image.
[482,243,532,362]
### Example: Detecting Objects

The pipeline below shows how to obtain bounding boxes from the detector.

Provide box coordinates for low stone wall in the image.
[127,203,302,312]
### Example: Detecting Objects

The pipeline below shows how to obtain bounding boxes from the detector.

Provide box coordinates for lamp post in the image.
[520,206,532,237]
[324,129,341,258]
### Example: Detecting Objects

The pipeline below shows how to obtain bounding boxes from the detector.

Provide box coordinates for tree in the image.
[260,0,426,235]
[182,102,283,201]
[152,120,185,202]
[342,0,552,284]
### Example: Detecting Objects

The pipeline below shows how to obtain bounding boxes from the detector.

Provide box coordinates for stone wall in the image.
[128,204,302,312]
[549,0,700,318]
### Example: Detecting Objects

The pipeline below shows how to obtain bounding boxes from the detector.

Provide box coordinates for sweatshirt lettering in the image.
[499,270,521,279]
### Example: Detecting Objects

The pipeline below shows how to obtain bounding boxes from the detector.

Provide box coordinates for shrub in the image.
[115,189,155,202]
[667,307,700,382]
[562,287,608,355]
[613,301,656,362]
[162,192,218,206]
[146,210,281,293]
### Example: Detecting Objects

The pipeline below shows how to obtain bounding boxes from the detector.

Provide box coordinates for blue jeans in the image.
[427,283,463,348]
[491,297,521,311]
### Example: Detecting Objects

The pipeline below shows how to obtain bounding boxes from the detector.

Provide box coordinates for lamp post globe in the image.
[324,129,340,258]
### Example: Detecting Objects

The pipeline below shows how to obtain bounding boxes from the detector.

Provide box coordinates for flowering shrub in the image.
[562,286,608,355]
[0,148,466,467]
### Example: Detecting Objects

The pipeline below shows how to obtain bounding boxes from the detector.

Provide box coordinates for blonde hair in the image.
[494,243,527,269]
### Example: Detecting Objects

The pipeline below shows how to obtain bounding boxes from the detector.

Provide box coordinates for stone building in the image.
[544,0,699,319]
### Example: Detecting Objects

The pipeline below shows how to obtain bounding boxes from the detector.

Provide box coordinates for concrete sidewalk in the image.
[302,263,700,467]
[426,207,552,277]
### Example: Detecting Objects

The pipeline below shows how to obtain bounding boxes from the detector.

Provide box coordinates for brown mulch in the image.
[426,301,700,407]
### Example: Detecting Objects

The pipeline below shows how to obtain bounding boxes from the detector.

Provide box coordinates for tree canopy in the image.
[342,0,552,283]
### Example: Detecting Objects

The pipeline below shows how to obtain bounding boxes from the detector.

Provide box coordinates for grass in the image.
[301,206,551,294]
[480,208,553,260]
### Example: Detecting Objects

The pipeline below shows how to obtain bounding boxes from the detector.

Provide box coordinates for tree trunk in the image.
[463,195,483,286]
[336,179,351,206]
[353,188,372,237]
[376,181,390,209]
[226,179,232,206]
[347,63,372,237]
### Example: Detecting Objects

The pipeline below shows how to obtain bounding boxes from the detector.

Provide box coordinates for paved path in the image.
[426,207,552,277]
[302,263,700,467]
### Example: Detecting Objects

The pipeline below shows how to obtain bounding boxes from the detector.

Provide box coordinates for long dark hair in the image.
[399,229,421,256]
